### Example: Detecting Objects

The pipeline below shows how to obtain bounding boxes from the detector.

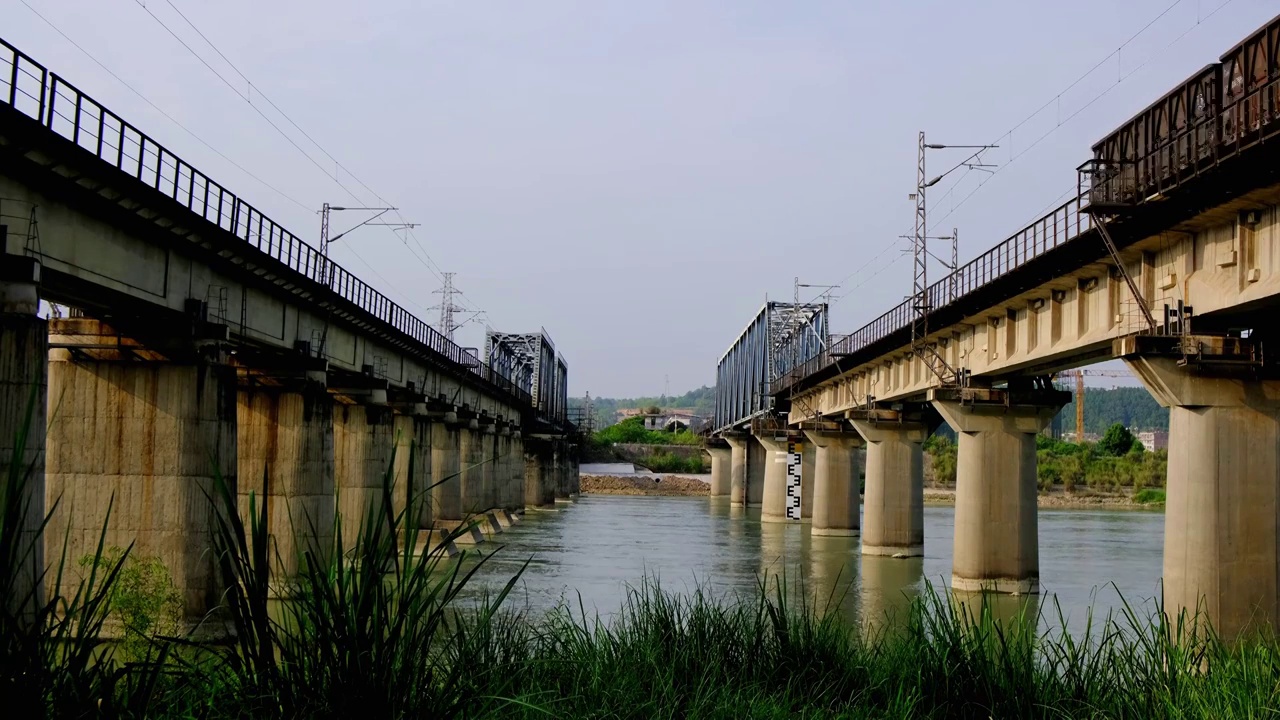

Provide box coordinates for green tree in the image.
[1097,423,1136,457]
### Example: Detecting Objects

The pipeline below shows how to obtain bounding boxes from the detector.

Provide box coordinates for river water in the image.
[461,495,1165,632]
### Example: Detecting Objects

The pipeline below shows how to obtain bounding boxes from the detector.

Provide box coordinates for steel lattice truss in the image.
[485,329,568,423]
[714,301,828,433]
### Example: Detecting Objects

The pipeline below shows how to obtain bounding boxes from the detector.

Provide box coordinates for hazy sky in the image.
[7,1,1274,396]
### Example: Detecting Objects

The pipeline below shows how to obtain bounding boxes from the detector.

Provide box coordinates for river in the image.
[461,495,1165,632]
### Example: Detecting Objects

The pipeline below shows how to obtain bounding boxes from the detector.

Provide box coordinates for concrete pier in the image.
[553,440,572,502]
[851,420,928,557]
[756,434,791,523]
[524,437,555,508]
[46,318,237,617]
[459,424,487,515]
[1125,353,1280,639]
[725,434,750,507]
[933,389,1066,594]
[431,417,462,522]
[803,430,862,537]
[747,435,766,506]
[392,413,432,530]
[237,381,335,578]
[333,403,396,549]
[707,444,732,497]
[0,258,45,617]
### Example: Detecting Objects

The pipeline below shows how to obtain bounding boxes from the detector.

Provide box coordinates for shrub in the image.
[79,548,182,662]
[1098,423,1136,457]
[1134,488,1167,505]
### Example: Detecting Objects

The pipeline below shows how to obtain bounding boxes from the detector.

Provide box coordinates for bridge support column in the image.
[803,430,863,537]
[459,421,487,515]
[1123,351,1280,639]
[333,403,397,549]
[524,437,556,508]
[504,431,523,510]
[755,434,794,523]
[724,434,750,507]
[46,318,237,619]
[933,387,1067,594]
[431,414,462,521]
[392,412,433,531]
[708,444,732,497]
[0,258,45,618]
[236,378,334,581]
[851,420,930,557]
[553,440,572,502]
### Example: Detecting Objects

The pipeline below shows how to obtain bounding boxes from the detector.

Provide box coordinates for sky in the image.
[6,0,1275,396]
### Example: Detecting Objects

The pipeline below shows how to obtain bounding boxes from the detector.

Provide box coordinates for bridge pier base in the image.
[725,434,750,507]
[459,423,487,515]
[432,416,463,521]
[46,318,237,620]
[756,435,793,523]
[0,259,45,618]
[237,380,335,581]
[333,403,397,549]
[1124,353,1280,640]
[524,437,556,509]
[852,420,930,558]
[503,431,522,511]
[933,390,1065,594]
[553,440,571,502]
[707,444,732,497]
[392,413,433,532]
[803,430,862,536]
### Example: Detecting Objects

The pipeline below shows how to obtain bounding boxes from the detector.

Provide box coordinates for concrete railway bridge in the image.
[710,14,1280,639]
[0,38,583,620]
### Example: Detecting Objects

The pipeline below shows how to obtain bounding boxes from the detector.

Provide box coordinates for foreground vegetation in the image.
[4,431,1278,716]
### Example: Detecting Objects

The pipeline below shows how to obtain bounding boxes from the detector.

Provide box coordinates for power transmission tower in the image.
[432,272,466,341]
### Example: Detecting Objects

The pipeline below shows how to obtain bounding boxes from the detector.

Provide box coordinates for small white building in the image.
[1138,430,1169,451]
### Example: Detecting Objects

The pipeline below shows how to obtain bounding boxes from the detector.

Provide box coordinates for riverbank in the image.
[579,473,1162,509]
[579,473,709,496]
[924,486,1164,510]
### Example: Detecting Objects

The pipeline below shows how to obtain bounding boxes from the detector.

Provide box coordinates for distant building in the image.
[1064,431,1100,444]
[1138,430,1168,451]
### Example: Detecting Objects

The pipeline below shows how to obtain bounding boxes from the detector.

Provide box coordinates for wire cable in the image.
[821,0,1240,311]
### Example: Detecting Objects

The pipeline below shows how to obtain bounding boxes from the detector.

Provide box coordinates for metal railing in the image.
[776,193,1093,393]
[0,38,532,407]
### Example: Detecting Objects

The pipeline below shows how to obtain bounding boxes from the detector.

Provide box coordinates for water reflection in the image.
[807,533,860,620]
[951,589,1041,631]
[860,553,923,633]
[461,495,1163,636]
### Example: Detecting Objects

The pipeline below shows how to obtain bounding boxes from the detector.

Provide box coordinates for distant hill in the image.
[1058,386,1168,434]
[572,385,1165,435]
[570,386,715,427]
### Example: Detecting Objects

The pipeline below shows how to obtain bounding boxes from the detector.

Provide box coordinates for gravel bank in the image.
[580,474,710,497]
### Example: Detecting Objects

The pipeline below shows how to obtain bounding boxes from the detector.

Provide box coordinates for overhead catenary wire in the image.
[131,0,487,318]
[821,0,1240,310]
[18,0,440,320]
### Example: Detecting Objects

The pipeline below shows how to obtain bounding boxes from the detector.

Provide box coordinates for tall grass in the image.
[3,401,1280,717]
